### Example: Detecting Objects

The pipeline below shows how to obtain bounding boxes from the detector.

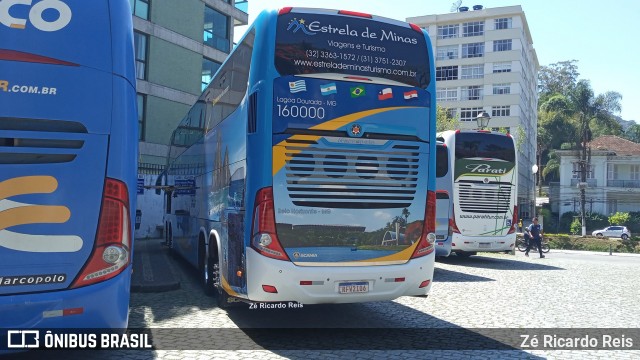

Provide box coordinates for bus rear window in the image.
[275,12,429,88]
[454,132,515,163]
[436,145,449,178]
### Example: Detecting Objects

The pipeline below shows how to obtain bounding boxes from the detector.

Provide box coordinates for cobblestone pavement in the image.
[9,248,640,359]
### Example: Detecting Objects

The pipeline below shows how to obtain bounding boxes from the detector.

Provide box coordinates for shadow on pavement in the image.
[433,267,494,282]
[438,253,564,271]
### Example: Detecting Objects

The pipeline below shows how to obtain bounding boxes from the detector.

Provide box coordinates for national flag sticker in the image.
[289,80,307,93]
[404,90,418,100]
[378,88,392,100]
[320,83,337,95]
[350,86,366,98]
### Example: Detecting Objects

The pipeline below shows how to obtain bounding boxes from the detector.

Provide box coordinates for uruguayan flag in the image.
[320,83,337,95]
[289,80,307,93]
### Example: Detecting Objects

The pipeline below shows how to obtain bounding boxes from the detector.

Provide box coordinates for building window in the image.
[493,62,512,73]
[436,88,458,102]
[461,64,483,79]
[436,45,458,60]
[460,107,484,121]
[202,57,222,91]
[461,86,483,101]
[436,66,458,81]
[130,0,150,20]
[437,24,459,39]
[463,21,484,37]
[632,165,640,180]
[137,93,146,141]
[493,83,511,95]
[204,6,230,53]
[462,42,484,58]
[134,31,148,80]
[607,163,618,180]
[495,18,512,30]
[447,108,457,119]
[576,163,595,179]
[491,105,510,117]
[493,39,512,52]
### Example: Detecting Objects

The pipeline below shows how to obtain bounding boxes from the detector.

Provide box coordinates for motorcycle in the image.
[516,235,550,253]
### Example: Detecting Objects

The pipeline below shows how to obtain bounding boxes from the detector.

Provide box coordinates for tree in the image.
[609,212,630,226]
[538,60,580,104]
[436,105,460,132]
[623,124,640,143]
[544,80,622,235]
[542,151,559,182]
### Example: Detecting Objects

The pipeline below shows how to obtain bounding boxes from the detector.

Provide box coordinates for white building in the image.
[551,136,640,216]
[408,5,539,219]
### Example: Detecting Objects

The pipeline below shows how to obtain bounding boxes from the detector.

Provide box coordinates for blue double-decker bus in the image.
[0,0,137,330]
[161,7,437,307]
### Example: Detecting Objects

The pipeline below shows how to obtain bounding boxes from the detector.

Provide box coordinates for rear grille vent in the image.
[282,139,421,209]
[0,117,86,164]
[457,180,513,213]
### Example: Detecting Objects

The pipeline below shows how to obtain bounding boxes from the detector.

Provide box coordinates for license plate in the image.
[479,242,491,249]
[338,281,369,294]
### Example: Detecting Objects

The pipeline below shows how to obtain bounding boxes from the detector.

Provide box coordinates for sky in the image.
[236,0,640,122]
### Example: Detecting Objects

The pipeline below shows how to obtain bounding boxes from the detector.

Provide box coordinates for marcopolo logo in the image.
[0,0,72,32]
[0,274,66,287]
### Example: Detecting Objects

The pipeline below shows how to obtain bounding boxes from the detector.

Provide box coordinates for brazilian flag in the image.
[350,86,366,98]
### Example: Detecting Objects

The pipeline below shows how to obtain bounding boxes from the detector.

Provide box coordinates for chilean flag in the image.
[378,88,393,100]
[404,90,418,99]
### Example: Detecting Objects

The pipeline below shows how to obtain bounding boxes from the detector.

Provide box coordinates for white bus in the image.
[435,141,453,257]
[437,130,518,257]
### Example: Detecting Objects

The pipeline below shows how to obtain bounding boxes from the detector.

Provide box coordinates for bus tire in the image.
[457,251,473,258]
[199,235,215,296]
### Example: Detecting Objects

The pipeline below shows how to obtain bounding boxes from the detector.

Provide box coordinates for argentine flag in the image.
[289,80,307,93]
[320,83,337,95]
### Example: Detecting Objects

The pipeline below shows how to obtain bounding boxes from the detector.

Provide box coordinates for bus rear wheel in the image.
[199,236,215,296]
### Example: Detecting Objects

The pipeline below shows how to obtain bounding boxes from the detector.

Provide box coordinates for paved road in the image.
[9,244,640,359]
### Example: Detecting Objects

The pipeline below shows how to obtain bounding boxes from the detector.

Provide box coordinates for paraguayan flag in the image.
[320,83,337,95]
[289,80,307,93]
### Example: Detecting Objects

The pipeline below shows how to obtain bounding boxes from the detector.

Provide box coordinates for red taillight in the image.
[71,178,130,288]
[419,280,431,288]
[278,7,293,15]
[0,49,78,66]
[450,208,461,234]
[251,187,290,261]
[338,10,372,18]
[411,191,436,259]
[262,285,278,293]
[507,205,518,234]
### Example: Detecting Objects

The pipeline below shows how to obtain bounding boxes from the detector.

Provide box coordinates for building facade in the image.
[407,5,539,220]
[130,0,248,237]
[551,136,640,217]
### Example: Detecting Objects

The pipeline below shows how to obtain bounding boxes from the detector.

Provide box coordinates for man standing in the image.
[524,217,544,258]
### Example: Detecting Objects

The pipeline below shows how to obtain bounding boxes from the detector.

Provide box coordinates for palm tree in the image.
[545,80,621,235]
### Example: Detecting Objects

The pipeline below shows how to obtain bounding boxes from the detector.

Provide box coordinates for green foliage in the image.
[608,212,630,226]
[542,151,559,182]
[436,105,460,132]
[560,211,610,233]
[545,234,640,253]
[537,60,580,103]
[570,218,582,235]
[539,208,557,232]
[623,124,640,143]
[628,212,640,233]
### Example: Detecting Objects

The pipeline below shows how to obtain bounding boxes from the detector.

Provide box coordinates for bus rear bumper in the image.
[244,248,434,304]
[451,234,515,252]
[0,267,131,329]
